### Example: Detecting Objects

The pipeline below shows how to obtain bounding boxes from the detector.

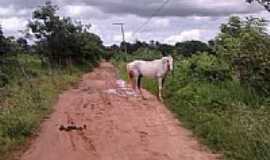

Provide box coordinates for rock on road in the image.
[21,62,217,160]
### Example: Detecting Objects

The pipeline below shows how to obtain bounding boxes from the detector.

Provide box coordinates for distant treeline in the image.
[107,39,212,57]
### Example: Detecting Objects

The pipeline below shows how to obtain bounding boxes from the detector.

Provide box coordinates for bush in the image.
[215,16,270,95]
[187,53,231,82]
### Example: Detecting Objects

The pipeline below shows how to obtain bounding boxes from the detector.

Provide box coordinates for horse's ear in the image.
[162,58,167,64]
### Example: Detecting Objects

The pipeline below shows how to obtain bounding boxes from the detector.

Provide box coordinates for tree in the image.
[175,40,211,57]
[158,43,174,56]
[27,1,104,66]
[28,1,64,63]
[0,26,12,55]
[0,26,5,55]
[215,16,270,95]
[220,16,242,38]
[16,37,29,52]
[246,0,270,11]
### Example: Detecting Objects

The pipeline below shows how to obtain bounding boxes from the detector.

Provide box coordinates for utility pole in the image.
[112,23,127,54]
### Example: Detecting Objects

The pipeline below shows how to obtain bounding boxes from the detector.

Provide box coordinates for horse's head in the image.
[162,55,174,72]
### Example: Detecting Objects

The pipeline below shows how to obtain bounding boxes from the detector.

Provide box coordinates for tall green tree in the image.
[215,16,270,95]
[0,26,12,55]
[0,26,5,55]
[27,1,104,66]
[28,1,77,64]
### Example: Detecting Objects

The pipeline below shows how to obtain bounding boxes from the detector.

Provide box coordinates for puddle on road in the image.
[104,80,139,97]
[116,80,126,88]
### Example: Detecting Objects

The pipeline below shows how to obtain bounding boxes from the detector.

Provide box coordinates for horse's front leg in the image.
[157,77,163,102]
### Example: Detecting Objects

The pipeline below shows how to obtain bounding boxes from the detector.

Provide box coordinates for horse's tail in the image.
[128,70,134,79]
[126,64,133,85]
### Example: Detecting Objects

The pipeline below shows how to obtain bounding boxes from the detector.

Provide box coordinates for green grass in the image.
[164,80,270,160]
[0,54,89,160]
[114,57,270,160]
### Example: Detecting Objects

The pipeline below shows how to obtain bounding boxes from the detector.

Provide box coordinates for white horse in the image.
[126,55,173,101]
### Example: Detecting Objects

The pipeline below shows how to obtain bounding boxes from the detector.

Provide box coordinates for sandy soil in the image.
[20,62,217,160]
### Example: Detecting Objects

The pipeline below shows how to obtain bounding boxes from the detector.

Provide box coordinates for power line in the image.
[132,0,170,37]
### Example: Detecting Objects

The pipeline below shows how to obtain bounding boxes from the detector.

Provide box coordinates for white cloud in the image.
[90,24,98,32]
[113,31,135,43]
[113,34,122,42]
[0,6,12,16]
[0,6,31,18]
[152,18,170,27]
[164,29,203,44]
[65,5,84,17]
[267,25,270,34]
[0,17,27,37]
[61,5,110,19]
[189,16,211,21]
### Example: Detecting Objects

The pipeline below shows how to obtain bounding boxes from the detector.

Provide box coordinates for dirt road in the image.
[21,62,217,160]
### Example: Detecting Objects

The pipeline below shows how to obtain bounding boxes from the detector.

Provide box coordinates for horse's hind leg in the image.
[137,75,146,100]
[127,70,132,86]
[127,70,136,90]
[132,77,137,91]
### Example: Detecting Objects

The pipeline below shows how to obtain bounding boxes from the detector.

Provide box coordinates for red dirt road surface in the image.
[21,62,217,160]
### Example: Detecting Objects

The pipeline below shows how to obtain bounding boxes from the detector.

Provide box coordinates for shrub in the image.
[187,53,231,82]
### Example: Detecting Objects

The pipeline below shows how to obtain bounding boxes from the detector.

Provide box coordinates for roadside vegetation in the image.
[112,16,270,160]
[0,2,105,159]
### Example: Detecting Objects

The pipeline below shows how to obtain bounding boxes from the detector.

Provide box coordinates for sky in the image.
[0,0,269,46]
